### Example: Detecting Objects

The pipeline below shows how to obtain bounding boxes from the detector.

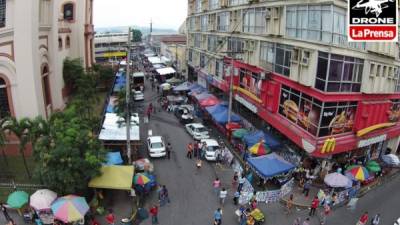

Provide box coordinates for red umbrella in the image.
[199,96,220,107]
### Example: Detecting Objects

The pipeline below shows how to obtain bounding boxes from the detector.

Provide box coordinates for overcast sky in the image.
[93,0,188,30]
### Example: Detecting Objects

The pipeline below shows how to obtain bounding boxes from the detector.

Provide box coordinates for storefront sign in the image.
[358,134,387,148]
[235,94,258,114]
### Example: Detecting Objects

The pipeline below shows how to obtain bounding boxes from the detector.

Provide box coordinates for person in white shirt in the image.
[219,188,228,206]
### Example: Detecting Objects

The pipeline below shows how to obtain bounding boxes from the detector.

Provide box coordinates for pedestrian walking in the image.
[356,212,369,225]
[219,188,228,206]
[161,185,170,205]
[371,213,380,225]
[215,148,222,166]
[286,194,294,214]
[166,142,172,159]
[319,204,331,225]
[186,142,193,158]
[213,178,221,196]
[232,172,239,190]
[238,174,246,192]
[149,205,159,225]
[156,85,160,94]
[214,208,222,225]
[239,210,247,225]
[1,203,11,222]
[201,142,207,160]
[194,141,199,158]
[302,218,311,225]
[233,191,240,205]
[309,196,319,216]
[292,217,301,225]
[105,209,115,225]
[196,159,202,169]
[303,179,311,197]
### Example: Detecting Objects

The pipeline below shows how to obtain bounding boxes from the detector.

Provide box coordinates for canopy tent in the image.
[161,56,172,63]
[88,165,134,190]
[173,81,192,92]
[156,67,176,75]
[105,152,123,165]
[211,109,241,124]
[99,113,140,141]
[205,104,227,115]
[193,92,213,101]
[232,129,249,139]
[243,130,281,149]
[188,83,202,90]
[152,63,166,69]
[247,153,295,179]
[147,56,163,64]
[199,96,220,107]
[166,77,183,84]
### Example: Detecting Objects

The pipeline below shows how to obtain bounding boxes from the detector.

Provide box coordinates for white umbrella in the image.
[382,154,400,166]
[30,189,57,210]
[324,172,352,188]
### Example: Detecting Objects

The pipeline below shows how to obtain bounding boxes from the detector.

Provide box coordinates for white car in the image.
[147,136,166,157]
[133,91,144,101]
[200,139,220,161]
[185,123,210,140]
[395,218,400,225]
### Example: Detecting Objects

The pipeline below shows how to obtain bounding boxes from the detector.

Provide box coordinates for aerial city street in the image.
[0,0,400,225]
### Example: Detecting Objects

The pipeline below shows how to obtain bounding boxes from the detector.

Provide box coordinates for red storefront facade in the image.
[198,58,400,158]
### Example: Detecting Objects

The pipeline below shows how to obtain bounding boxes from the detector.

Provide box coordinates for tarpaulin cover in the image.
[88,166,134,190]
[106,104,114,113]
[243,130,281,149]
[194,92,213,101]
[205,104,227,115]
[199,96,220,107]
[105,152,123,165]
[173,81,192,91]
[247,153,295,178]
[212,110,241,124]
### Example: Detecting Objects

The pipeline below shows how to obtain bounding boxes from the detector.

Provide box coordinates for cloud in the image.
[93,0,188,29]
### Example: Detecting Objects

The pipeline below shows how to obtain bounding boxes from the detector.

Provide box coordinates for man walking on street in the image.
[214,208,222,225]
[161,185,170,206]
[186,142,193,159]
[219,188,228,206]
[371,213,380,225]
[193,141,199,158]
[166,142,172,159]
[309,196,319,216]
[238,174,246,192]
[303,179,311,197]
[105,209,115,225]
[149,205,159,225]
[1,203,11,222]
[357,212,369,225]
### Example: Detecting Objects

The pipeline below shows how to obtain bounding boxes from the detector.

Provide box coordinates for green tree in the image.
[63,58,85,92]
[131,29,142,42]
[0,118,9,166]
[33,107,106,194]
[92,64,114,88]
[4,117,33,179]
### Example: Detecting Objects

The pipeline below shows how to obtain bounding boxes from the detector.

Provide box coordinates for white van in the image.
[200,139,220,161]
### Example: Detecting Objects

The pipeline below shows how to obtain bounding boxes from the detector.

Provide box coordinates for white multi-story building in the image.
[0,0,94,119]
[186,0,400,158]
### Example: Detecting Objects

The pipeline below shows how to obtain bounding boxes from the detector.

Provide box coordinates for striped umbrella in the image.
[133,173,151,185]
[51,195,89,223]
[249,141,270,156]
[346,166,369,181]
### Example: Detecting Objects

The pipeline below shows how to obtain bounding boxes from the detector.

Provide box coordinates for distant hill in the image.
[95,26,178,35]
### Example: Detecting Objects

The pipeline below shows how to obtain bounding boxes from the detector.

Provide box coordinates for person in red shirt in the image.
[309,196,319,216]
[149,205,159,225]
[357,212,369,225]
[186,143,193,159]
[105,209,115,225]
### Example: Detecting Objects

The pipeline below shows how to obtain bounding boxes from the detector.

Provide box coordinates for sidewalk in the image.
[281,184,319,208]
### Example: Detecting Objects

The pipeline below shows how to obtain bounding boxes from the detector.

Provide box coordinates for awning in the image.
[212,109,241,124]
[243,130,281,149]
[166,77,183,84]
[193,92,212,101]
[247,153,295,179]
[88,165,135,190]
[199,96,220,107]
[148,57,163,64]
[205,104,227,115]
[173,81,192,91]
[156,67,176,75]
[99,113,140,141]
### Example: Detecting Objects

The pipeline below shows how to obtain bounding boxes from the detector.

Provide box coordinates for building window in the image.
[243,8,266,34]
[207,35,217,52]
[189,17,196,31]
[63,3,74,21]
[286,5,363,49]
[188,49,193,63]
[0,0,5,28]
[194,34,201,48]
[239,68,262,98]
[200,53,206,68]
[215,60,223,79]
[201,15,208,31]
[209,0,219,10]
[227,37,244,53]
[217,12,229,32]
[0,78,10,117]
[58,37,63,50]
[65,36,70,48]
[195,0,202,13]
[260,42,292,77]
[229,0,247,6]
[315,52,364,92]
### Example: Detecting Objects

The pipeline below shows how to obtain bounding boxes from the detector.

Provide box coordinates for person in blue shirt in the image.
[214,208,222,225]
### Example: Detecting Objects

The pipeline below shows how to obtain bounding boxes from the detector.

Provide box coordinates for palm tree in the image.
[4,117,33,179]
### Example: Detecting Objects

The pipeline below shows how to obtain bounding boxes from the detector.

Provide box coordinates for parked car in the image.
[185,123,210,140]
[174,106,194,124]
[133,91,144,101]
[146,136,166,157]
[200,139,220,161]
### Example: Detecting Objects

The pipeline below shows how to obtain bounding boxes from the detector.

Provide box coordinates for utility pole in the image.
[126,27,132,164]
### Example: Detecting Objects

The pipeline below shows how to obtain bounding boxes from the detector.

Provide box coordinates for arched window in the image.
[0,78,10,118]
[58,37,63,50]
[63,3,74,21]
[65,36,70,48]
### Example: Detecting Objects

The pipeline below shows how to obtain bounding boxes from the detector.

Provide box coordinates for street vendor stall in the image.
[89,165,135,190]
[243,130,281,150]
